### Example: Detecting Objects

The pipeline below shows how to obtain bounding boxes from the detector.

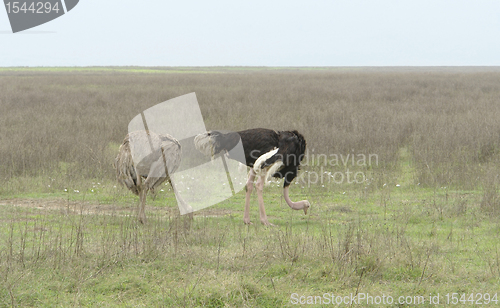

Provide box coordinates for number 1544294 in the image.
[5,2,60,14]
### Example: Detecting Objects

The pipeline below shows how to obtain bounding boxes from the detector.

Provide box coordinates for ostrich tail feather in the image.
[253,148,278,174]
[264,160,284,185]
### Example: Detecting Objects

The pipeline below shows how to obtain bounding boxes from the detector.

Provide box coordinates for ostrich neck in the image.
[283,186,306,210]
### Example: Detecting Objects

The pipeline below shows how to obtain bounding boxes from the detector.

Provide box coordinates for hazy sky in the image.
[1,0,500,66]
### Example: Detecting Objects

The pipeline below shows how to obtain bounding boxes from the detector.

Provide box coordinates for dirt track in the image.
[0,198,231,218]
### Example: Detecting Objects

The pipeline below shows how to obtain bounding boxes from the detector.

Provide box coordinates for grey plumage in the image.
[115,130,189,223]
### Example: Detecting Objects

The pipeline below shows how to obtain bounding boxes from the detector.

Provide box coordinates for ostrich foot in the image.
[261,219,276,227]
[138,215,147,224]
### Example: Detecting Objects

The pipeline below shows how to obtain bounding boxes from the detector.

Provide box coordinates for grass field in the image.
[1,67,500,307]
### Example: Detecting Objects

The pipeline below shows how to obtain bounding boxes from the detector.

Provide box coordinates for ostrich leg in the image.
[255,175,275,226]
[138,189,147,223]
[244,169,256,224]
[136,175,147,224]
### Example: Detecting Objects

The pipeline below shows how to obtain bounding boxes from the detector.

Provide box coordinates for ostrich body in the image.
[115,130,191,223]
[194,128,310,225]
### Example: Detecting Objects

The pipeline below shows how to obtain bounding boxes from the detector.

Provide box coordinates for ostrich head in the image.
[194,131,218,157]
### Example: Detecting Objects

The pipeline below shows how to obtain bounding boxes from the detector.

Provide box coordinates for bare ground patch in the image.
[0,198,233,219]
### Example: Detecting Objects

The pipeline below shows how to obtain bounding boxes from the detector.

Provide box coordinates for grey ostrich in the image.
[115,130,192,223]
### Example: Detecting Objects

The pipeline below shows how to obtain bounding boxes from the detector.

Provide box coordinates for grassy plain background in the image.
[2,67,500,190]
[1,67,500,307]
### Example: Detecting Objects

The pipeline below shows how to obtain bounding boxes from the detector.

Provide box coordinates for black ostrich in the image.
[194,128,310,225]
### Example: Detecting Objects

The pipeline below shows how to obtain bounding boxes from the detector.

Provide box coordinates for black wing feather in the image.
[211,128,306,187]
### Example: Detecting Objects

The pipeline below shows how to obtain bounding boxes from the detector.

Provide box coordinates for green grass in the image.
[1,175,500,307]
[2,67,500,306]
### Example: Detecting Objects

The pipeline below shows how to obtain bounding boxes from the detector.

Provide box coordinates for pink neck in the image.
[283,186,309,214]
